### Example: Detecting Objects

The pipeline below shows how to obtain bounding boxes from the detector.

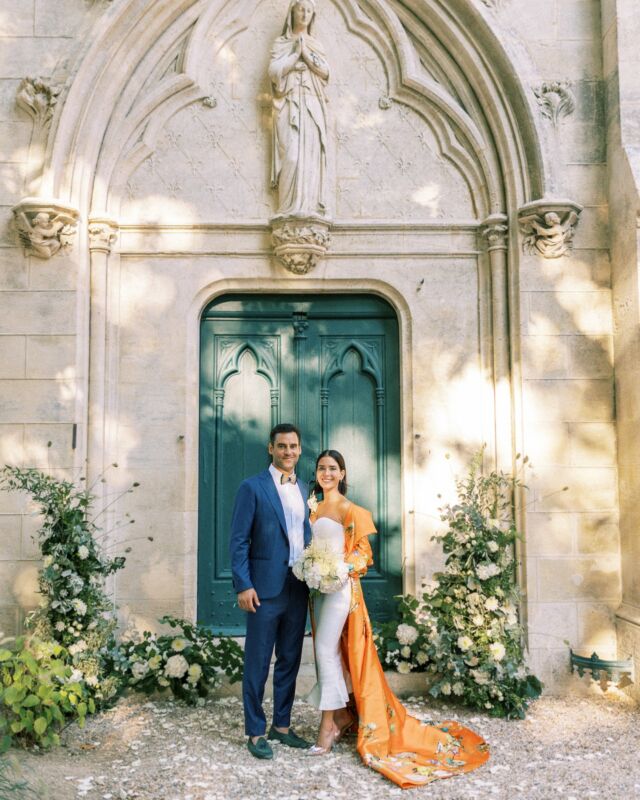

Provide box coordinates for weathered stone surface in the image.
[0,335,25,378]
[25,334,75,378]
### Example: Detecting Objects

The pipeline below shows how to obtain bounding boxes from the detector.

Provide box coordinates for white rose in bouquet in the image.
[293,541,350,594]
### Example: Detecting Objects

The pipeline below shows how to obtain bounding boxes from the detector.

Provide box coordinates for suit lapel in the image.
[298,480,312,546]
[259,470,288,538]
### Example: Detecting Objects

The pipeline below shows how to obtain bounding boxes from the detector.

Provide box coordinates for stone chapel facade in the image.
[1,0,639,695]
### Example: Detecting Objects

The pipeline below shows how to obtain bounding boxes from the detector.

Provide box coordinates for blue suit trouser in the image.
[242,570,309,736]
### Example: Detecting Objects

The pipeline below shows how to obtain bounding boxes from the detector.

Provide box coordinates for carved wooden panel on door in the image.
[199,295,401,632]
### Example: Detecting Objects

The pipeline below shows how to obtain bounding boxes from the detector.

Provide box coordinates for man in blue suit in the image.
[229,422,312,759]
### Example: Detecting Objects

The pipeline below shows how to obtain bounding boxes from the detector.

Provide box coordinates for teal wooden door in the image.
[199,295,401,632]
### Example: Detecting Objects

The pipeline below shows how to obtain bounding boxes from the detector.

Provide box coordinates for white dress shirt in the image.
[269,463,305,566]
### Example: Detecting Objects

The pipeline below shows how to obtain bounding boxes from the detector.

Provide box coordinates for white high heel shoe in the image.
[306,727,339,756]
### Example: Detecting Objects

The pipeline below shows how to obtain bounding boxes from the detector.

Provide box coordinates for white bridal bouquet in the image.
[293,541,350,594]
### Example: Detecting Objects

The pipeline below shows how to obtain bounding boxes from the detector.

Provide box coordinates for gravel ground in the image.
[5,686,640,800]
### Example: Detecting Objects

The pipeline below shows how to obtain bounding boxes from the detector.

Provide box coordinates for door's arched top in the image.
[322,339,384,389]
[215,336,279,389]
[42,0,546,219]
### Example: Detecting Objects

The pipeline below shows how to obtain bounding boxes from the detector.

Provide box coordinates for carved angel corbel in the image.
[518,200,583,258]
[12,198,79,259]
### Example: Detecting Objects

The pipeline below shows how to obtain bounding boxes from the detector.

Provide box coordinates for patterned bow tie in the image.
[281,473,297,485]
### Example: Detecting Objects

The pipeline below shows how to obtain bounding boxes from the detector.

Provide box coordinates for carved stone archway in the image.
[16,0,580,630]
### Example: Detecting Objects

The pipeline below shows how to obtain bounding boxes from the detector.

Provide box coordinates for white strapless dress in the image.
[306,516,352,711]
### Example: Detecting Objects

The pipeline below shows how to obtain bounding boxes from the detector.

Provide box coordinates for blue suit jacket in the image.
[229,469,312,600]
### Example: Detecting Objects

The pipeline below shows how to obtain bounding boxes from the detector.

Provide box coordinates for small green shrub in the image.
[110,616,243,706]
[0,638,96,750]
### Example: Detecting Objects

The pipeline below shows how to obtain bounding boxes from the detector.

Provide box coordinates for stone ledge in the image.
[215,666,427,700]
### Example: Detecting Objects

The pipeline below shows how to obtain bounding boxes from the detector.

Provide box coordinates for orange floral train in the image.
[311,503,490,788]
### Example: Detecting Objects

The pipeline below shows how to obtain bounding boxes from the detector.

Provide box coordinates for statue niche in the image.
[269,0,331,274]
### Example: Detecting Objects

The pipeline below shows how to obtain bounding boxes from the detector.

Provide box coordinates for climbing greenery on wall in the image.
[0,463,243,751]
[375,452,543,719]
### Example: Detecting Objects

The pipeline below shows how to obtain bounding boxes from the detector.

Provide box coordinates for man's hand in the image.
[238,588,260,613]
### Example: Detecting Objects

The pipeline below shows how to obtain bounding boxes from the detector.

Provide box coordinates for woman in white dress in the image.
[304,450,490,786]
[305,449,354,753]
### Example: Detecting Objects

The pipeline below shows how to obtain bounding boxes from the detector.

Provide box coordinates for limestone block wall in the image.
[482,0,621,687]
[0,1,100,636]
[602,0,640,698]
[0,0,629,694]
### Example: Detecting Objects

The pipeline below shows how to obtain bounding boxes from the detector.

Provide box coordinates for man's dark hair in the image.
[269,423,301,445]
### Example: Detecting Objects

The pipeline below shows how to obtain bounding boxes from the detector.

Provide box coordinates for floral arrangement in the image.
[376,453,542,719]
[293,540,350,593]
[110,616,244,706]
[0,637,96,751]
[0,464,133,705]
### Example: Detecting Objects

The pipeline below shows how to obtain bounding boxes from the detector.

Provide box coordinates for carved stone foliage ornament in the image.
[88,217,119,253]
[481,214,508,250]
[533,81,575,126]
[271,217,331,274]
[16,78,60,133]
[12,198,79,259]
[518,200,583,259]
[269,0,331,273]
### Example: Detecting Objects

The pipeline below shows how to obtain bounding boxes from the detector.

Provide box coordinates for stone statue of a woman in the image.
[269,0,329,218]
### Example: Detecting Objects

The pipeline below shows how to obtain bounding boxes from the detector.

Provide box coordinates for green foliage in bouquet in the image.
[0,638,96,751]
[377,453,542,719]
[110,616,243,706]
[0,465,131,704]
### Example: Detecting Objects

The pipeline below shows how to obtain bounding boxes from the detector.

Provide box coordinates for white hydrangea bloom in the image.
[400,645,411,658]
[452,681,464,696]
[484,596,499,611]
[472,614,484,626]
[396,624,418,645]
[164,654,189,679]
[457,635,473,651]
[71,598,87,616]
[188,663,202,684]
[487,541,499,553]
[416,651,428,665]
[132,661,150,680]
[489,642,506,661]
[471,668,490,685]
[77,545,90,560]
[440,682,452,695]
[397,661,412,674]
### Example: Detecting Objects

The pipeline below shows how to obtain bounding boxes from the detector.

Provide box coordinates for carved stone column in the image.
[481,214,512,471]
[87,216,119,486]
[12,197,79,258]
[518,199,582,258]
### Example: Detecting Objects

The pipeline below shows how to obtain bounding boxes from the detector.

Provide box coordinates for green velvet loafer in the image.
[267,726,310,749]
[247,736,274,759]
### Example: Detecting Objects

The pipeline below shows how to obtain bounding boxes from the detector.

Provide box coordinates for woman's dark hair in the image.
[269,422,301,445]
[313,449,348,496]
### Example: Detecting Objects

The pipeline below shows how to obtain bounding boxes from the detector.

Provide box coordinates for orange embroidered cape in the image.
[312,502,490,788]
